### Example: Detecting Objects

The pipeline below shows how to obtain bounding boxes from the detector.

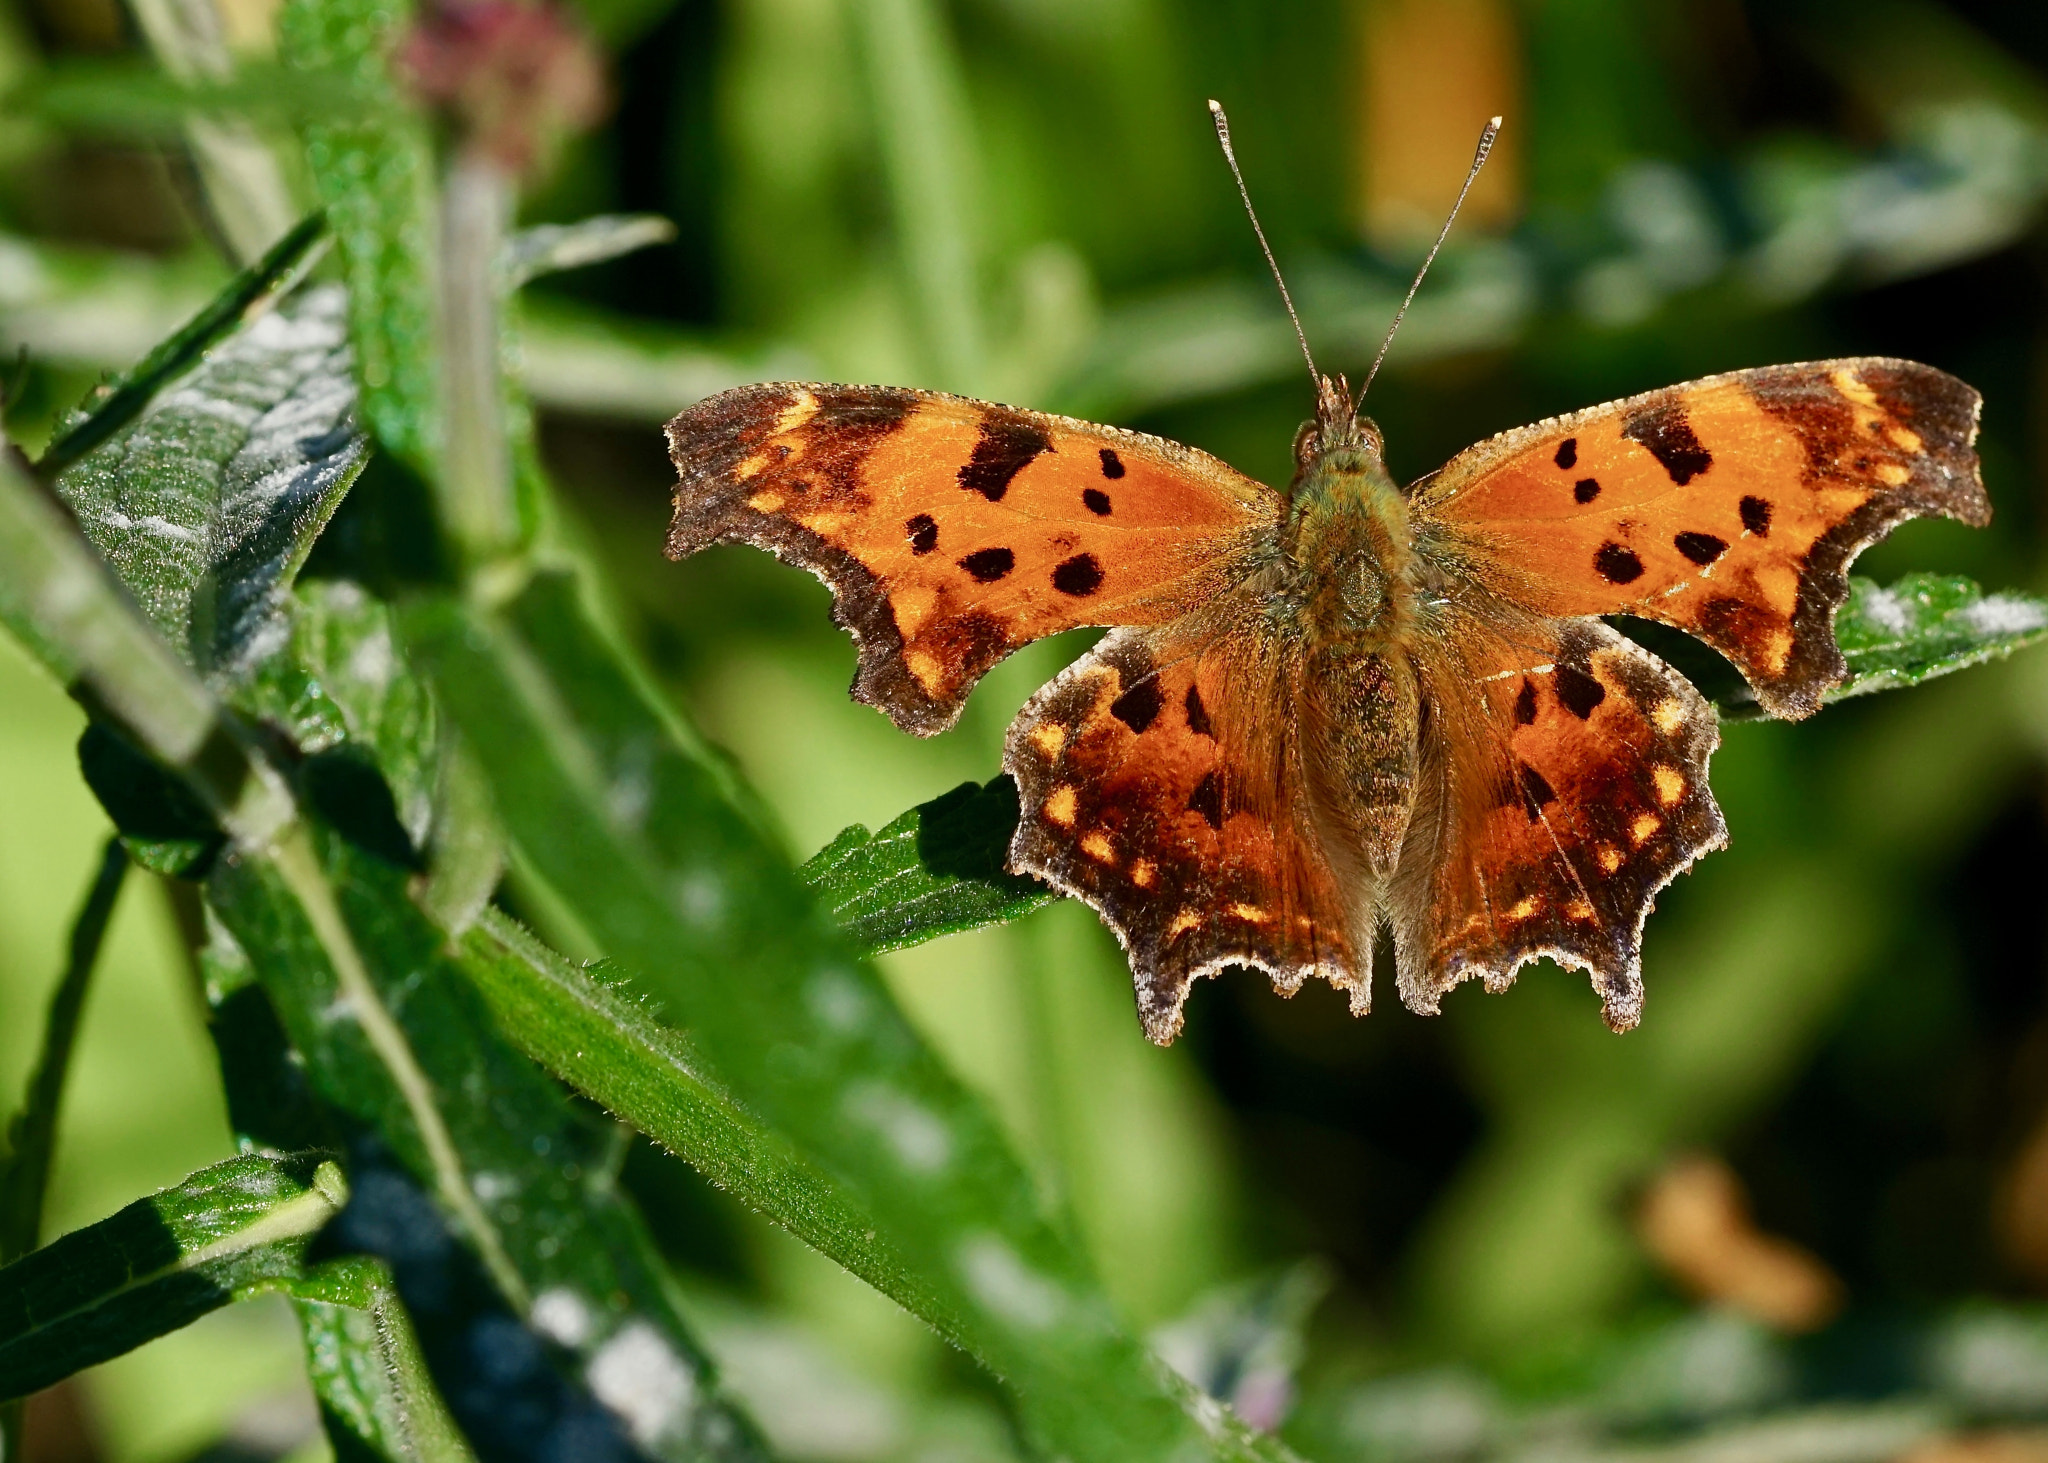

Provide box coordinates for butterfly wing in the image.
[1412,359,1985,718]
[1391,616,1726,1030]
[667,383,1277,734]
[1005,625,1364,1044]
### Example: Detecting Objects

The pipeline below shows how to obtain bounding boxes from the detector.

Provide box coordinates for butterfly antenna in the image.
[1209,99,1322,404]
[1358,114,1502,401]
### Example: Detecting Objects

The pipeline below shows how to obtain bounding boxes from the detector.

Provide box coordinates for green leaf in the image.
[297,1256,475,1463]
[404,570,1298,1463]
[459,909,957,1340]
[1830,573,2048,701]
[1704,574,2048,722]
[800,777,1052,955]
[0,839,130,1266]
[279,0,441,478]
[507,216,677,289]
[206,826,771,1462]
[50,282,366,678]
[0,1152,344,1403]
[36,212,328,478]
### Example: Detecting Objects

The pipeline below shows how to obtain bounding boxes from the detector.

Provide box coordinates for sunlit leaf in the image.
[0,1152,344,1403]
[37,212,328,477]
[1830,573,2048,701]
[507,216,677,288]
[800,776,1051,955]
[51,282,365,678]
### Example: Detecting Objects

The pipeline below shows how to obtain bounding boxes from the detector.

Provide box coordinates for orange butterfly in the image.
[663,113,1987,1044]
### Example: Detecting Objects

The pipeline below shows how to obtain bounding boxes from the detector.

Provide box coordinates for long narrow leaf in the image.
[0,840,129,1266]
[208,827,771,1463]
[404,571,1297,1463]
[36,212,327,477]
[0,1152,344,1402]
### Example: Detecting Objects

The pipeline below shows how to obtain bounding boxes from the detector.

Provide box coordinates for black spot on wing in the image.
[1574,478,1601,504]
[905,513,938,554]
[1052,553,1103,596]
[1098,448,1126,479]
[958,412,1050,501]
[1621,401,1714,485]
[1082,488,1112,516]
[1110,678,1163,734]
[1518,764,1557,819]
[959,546,1015,582]
[1674,531,1728,566]
[1554,665,1607,719]
[1514,678,1538,726]
[1188,770,1224,830]
[1740,495,1773,536]
[1595,543,1645,584]
[1555,438,1578,470]
[1184,684,1212,737]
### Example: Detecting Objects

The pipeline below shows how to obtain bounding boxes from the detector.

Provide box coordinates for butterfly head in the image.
[1291,372,1389,490]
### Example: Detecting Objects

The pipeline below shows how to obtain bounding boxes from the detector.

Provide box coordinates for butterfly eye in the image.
[1290,420,1319,474]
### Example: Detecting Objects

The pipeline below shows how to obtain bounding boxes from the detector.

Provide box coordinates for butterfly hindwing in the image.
[1004,627,1364,1044]
[1393,618,1726,1030]
[1415,359,1986,718]
[667,383,1276,734]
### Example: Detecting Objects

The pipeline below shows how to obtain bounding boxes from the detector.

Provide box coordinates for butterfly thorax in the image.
[1283,424,1423,659]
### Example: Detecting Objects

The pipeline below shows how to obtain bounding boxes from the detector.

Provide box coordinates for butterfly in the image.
[661,115,1988,1045]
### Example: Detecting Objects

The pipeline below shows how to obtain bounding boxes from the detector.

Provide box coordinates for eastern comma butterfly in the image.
[663,110,1988,1044]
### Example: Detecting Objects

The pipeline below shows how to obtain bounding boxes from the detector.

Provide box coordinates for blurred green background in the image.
[8,0,2048,1459]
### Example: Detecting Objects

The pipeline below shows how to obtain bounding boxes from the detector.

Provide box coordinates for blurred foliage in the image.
[4,0,2048,1460]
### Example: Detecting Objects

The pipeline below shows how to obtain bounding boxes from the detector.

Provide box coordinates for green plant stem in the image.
[0,837,129,1267]
[438,153,519,565]
[850,0,984,392]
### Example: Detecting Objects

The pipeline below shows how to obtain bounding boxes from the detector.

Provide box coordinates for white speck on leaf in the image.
[345,622,395,692]
[1962,594,2048,637]
[1858,586,1909,636]
[806,970,871,1034]
[471,1171,518,1203]
[587,1323,698,1447]
[530,1287,594,1348]
[844,1083,951,1173]
[674,871,725,928]
[956,1236,1065,1332]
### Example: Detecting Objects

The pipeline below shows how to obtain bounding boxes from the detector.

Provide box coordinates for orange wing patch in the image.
[1004,628,1362,1044]
[667,383,1275,734]
[1392,619,1725,1030]
[1416,359,1985,718]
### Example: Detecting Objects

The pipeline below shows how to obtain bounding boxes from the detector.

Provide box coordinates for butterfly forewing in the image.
[1413,359,1986,718]
[666,382,1276,735]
